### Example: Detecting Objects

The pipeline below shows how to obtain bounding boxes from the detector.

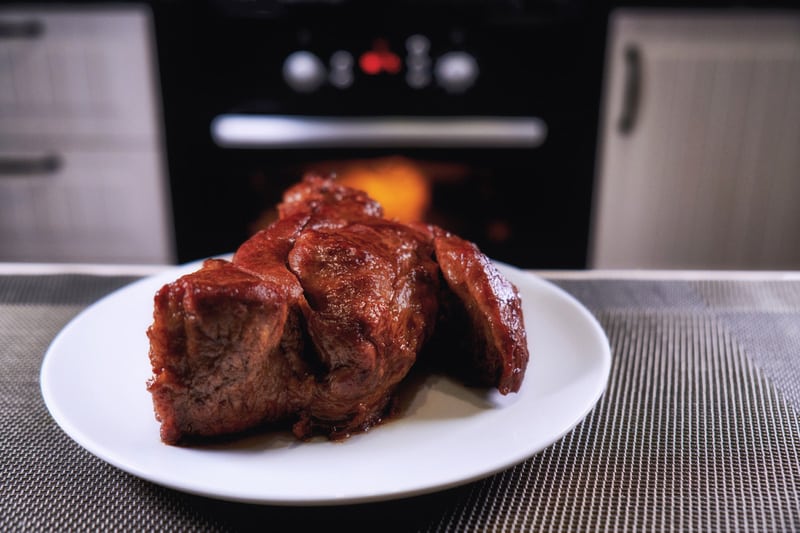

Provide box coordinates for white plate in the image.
[40,259,611,506]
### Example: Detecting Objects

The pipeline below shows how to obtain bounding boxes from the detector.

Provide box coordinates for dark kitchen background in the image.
[1,0,799,269]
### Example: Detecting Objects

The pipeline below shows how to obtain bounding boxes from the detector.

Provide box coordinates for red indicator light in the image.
[359,52,384,75]
[359,39,402,75]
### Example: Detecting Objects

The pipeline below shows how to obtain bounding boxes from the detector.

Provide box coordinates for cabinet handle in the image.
[0,154,62,176]
[617,44,641,135]
[0,19,44,39]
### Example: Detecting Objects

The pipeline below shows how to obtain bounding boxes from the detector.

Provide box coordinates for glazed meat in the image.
[277,173,383,222]
[287,220,440,438]
[414,224,529,395]
[147,174,529,445]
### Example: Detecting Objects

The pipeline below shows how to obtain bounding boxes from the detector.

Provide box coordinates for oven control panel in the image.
[282,35,479,95]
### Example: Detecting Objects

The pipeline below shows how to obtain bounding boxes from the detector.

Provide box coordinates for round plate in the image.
[40,259,610,505]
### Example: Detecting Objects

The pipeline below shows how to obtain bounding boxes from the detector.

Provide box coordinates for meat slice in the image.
[287,219,440,439]
[414,224,529,395]
[146,258,312,444]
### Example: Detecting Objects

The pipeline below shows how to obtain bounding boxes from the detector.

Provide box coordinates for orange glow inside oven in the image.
[331,156,431,223]
[249,156,468,236]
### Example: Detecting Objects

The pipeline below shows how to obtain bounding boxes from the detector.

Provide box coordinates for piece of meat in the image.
[146,258,312,444]
[277,173,383,222]
[288,219,440,439]
[413,223,529,395]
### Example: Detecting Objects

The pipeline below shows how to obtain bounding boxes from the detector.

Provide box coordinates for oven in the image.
[151,0,607,269]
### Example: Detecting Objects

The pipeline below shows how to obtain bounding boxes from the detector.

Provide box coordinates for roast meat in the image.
[147,174,529,444]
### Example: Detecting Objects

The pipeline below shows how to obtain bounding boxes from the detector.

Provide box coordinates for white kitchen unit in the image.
[590,9,800,269]
[0,4,174,264]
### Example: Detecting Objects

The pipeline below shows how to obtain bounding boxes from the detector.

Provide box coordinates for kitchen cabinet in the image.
[590,9,800,269]
[0,4,174,264]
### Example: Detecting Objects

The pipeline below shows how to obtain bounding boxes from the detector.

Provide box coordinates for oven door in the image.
[170,114,594,269]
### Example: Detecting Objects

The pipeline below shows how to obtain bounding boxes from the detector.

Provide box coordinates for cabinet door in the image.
[590,10,800,269]
[0,6,160,142]
[0,5,174,264]
[0,150,173,264]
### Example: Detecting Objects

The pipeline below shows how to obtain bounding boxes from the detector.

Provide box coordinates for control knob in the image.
[282,51,326,93]
[434,51,479,94]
